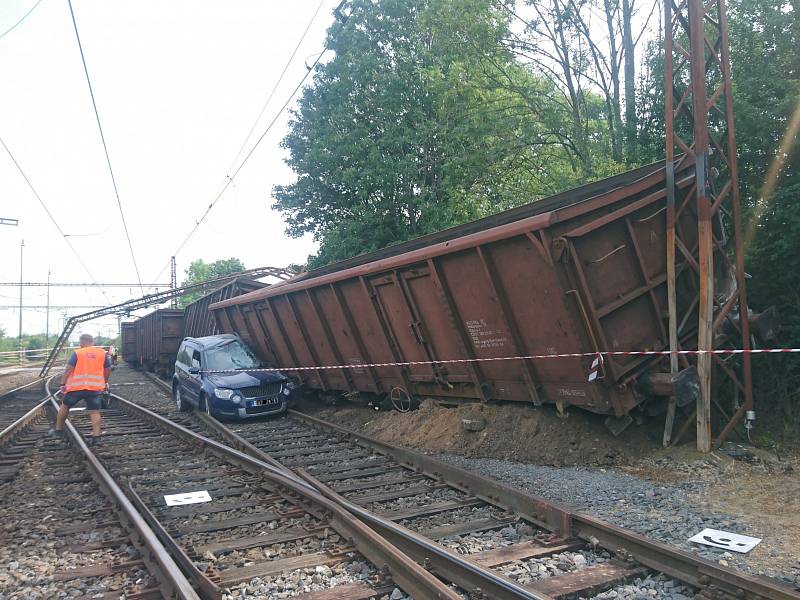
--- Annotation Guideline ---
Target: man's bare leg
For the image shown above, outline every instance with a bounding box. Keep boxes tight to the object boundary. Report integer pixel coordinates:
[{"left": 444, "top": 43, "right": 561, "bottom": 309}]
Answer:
[
  {"left": 88, "top": 410, "right": 102, "bottom": 438},
  {"left": 55, "top": 404, "right": 71, "bottom": 431}
]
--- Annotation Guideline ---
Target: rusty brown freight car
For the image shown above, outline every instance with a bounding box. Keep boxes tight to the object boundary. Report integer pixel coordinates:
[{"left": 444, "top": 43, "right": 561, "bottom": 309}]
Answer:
[
  {"left": 131, "top": 309, "right": 185, "bottom": 377},
  {"left": 210, "top": 162, "right": 723, "bottom": 420},
  {"left": 120, "top": 321, "right": 137, "bottom": 364},
  {"left": 184, "top": 278, "right": 267, "bottom": 339}
]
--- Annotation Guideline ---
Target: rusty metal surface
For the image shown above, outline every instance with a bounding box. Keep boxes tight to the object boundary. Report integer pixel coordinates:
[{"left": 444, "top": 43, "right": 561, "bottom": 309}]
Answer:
[
  {"left": 664, "top": 0, "right": 753, "bottom": 449},
  {"left": 130, "top": 308, "right": 185, "bottom": 376},
  {"left": 211, "top": 163, "right": 702, "bottom": 417},
  {"left": 183, "top": 278, "right": 266, "bottom": 339}
]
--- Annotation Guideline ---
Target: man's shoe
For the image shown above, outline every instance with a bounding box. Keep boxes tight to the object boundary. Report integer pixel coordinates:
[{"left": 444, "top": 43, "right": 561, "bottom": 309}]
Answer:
[
  {"left": 89, "top": 436, "right": 101, "bottom": 446},
  {"left": 47, "top": 428, "right": 65, "bottom": 438}
]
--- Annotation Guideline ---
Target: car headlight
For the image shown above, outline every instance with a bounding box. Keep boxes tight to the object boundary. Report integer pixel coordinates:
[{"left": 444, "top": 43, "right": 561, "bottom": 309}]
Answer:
[
  {"left": 282, "top": 385, "right": 292, "bottom": 396},
  {"left": 214, "top": 388, "right": 234, "bottom": 399}
]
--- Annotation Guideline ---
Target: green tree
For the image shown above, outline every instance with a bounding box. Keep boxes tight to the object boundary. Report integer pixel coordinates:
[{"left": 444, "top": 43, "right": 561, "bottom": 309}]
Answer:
[
  {"left": 273, "top": 0, "right": 597, "bottom": 267},
  {"left": 178, "top": 258, "right": 246, "bottom": 307},
  {"left": 729, "top": 0, "right": 800, "bottom": 434}
]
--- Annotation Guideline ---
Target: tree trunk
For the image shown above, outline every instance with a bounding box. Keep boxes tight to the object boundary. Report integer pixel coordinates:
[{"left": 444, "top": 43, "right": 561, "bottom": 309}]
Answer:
[
  {"left": 622, "top": 0, "right": 637, "bottom": 163},
  {"left": 603, "top": 0, "right": 623, "bottom": 163},
  {"left": 553, "top": 0, "right": 593, "bottom": 176}
]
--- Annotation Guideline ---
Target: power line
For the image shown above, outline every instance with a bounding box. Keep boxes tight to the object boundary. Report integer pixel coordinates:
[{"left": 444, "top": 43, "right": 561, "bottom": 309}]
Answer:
[
  {"left": 226, "top": 0, "right": 328, "bottom": 176},
  {"left": 0, "top": 281, "right": 171, "bottom": 287},
  {"left": 150, "top": 0, "right": 342, "bottom": 284},
  {"left": 66, "top": 0, "right": 143, "bottom": 293},
  {"left": 0, "top": 0, "right": 45, "bottom": 41},
  {"left": 0, "top": 134, "right": 113, "bottom": 304}
]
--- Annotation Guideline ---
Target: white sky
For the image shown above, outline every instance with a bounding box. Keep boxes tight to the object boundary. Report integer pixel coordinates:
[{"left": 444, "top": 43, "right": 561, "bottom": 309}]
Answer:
[{"left": 0, "top": 0, "right": 332, "bottom": 339}]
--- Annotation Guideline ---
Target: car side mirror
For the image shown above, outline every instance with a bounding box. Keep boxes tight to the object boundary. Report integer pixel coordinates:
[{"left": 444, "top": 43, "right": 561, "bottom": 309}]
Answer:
[{"left": 188, "top": 367, "right": 200, "bottom": 375}]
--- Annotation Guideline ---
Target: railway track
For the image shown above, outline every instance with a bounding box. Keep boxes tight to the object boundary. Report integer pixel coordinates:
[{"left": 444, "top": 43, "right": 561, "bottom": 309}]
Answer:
[
  {"left": 56, "top": 378, "right": 460, "bottom": 600},
  {"left": 0, "top": 378, "right": 48, "bottom": 435},
  {"left": 0, "top": 384, "right": 198, "bottom": 599},
  {"left": 122, "top": 365, "right": 800, "bottom": 600}
]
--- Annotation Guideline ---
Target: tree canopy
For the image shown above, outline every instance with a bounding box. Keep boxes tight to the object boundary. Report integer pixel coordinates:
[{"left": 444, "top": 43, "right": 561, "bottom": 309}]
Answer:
[
  {"left": 273, "top": 0, "right": 630, "bottom": 266},
  {"left": 178, "top": 258, "right": 246, "bottom": 307}
]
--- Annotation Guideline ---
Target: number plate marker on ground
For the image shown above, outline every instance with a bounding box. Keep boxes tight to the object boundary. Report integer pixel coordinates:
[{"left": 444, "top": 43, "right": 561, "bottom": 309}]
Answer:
[
  {"left": 688, "top": 528, "right": 761, "bottom": 553},
  {"left": 164, "top": 490, "right": 212, "bottom": 506}
]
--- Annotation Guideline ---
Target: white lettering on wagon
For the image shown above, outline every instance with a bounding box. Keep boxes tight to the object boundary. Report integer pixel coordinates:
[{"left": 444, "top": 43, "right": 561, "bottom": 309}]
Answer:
[
  {"left": 557, "top": 388, "right": 587, "bottom": 397},
  {"left": 465, "top": 319, "right": 508, "bottom": 349}
]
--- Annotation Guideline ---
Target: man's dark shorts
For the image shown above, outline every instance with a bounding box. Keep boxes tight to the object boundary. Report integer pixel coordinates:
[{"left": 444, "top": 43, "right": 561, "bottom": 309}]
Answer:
[{"left": 63, "top": 390, "right": 102, "bottom": 410}]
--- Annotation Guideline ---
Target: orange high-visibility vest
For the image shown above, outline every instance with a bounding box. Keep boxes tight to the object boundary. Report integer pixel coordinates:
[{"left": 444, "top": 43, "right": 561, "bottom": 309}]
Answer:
[{"left": 65, "top": 346, "right": 107, "bottom": 392}]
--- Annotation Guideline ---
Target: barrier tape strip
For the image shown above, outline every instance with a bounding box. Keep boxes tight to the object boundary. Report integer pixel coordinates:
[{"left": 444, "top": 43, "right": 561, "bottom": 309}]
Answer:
[{"left": 197, "top": 347, "right": 800, "bottom": 375}]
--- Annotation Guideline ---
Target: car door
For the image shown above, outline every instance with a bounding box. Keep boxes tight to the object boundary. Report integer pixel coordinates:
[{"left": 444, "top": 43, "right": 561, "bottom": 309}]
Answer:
[
  {"left": 174, "top": 343, "right": 191, "bottom": 398},
  {"left": 184, "top": 348, "right": 203, "bottom": 405}
]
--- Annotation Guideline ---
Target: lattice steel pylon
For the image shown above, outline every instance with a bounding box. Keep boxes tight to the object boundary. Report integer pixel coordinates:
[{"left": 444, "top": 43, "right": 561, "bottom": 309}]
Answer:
[{"left": 663, "top": 0, "right": 752, "bottom": 451}]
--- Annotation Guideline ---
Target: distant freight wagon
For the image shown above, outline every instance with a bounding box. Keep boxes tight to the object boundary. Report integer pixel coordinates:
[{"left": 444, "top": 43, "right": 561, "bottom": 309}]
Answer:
[
  {"left": 132, "top": 309, "right": 185, "bottom": 377},
  {"left": 121, "top": 279, "right": 269, "bottom": 377},
  {"left": 209, "top": 162, "right": 765, "bottom": 425},
  {"left": 183, "top": 278, "right": 266, "bottom": 339}
]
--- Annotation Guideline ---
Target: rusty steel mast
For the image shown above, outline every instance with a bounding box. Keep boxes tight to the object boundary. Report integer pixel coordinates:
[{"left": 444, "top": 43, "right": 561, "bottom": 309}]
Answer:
[{"left": 663, "top": 0, "right": 753, "bottom": 451}]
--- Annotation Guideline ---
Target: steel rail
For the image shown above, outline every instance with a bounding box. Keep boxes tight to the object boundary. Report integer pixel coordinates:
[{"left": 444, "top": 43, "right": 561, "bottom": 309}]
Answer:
[
  {"left": 0, "top": 376, "right": 44, "bottom": 399},
  {"left": 141, "top": 374, "right": 551, "bottom": 599},
  {"left": 141, "top": 373, "right": 800, "bottom": 599},
  {"left": 42, "top": 379, "right": 200, "bottom": 599},
  {"left": 0, "top": 398, "right": 49, "bottom": 447},
  {"left": 288, "top": 409, "right": 800, "bottom": 600},
  {"left": 102, "top": 390, "right": 461, "bottom": 600}
]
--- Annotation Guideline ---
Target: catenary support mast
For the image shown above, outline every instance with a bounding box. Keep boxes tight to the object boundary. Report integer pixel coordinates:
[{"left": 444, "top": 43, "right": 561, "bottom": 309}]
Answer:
[{"left": 663, "top": 0, "right": 753, "bottom": 451}]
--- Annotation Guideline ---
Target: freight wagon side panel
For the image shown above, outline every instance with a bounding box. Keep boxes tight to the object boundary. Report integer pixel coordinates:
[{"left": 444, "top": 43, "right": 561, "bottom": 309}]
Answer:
[
  {"left": 157, "top": 311, "right": 184, "bottom": 374},
  {"left": 210, "top": 163, "right": 706, "bottom": 417},
  {"left": 335, "top": 278, "right": 406, "bottom": 394},
  {"left": 121, "top": 322, "right": 137, "bottom": 363},
  {"left": 306, "top": 285, "right": 380, "bottom": 393},
  {"left": 184, "top": 279, "right": 266, "bottom": 339}
]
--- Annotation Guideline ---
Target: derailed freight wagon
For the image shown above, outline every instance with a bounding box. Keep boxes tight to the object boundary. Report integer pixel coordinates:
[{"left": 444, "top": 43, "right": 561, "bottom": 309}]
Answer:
[
  {"left": 209, "top": 162, "right": 754, "bottom": 421},
  {"left": 183, "top": 278, "right": 266, "bottom": 338},
  {"left": 128, "top": 308, "right": 185, "bottom": 377}
]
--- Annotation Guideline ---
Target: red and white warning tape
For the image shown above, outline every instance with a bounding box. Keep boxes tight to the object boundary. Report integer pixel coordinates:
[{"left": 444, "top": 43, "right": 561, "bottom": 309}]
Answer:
[{"left": 199, "top": 347, "right": 800, "bottom": 375}]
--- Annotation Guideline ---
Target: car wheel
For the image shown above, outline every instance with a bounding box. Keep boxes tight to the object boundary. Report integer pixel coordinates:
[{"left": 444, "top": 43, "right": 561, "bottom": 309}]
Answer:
[{"left": 175, "top": 386, "right": 189, "bottom": 412}]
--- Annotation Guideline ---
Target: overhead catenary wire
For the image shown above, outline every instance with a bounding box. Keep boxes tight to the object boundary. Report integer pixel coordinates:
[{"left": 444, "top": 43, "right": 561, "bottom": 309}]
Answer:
[
  {"left": 0, "top": 0, "right": 45, "bottom": 41},
  {"left": 66, "top": 0, "right": 144, "bottom": 293},
  {"left": 149, "top": 0, "right": 345, "bottom": 285},
  {"left": 0, "top": 134, "right": 113, "bottom": 304}
]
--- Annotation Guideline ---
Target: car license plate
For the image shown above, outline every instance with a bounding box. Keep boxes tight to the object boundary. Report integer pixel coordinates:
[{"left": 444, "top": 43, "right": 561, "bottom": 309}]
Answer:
[{"left": 254, "top": 397, "right": 280, "bottom": 407}]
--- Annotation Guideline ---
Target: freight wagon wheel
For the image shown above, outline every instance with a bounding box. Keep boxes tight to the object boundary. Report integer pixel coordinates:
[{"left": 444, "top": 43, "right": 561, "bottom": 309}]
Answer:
[{"left": 389, "top": 387, "right": 413, "bottom": 413}]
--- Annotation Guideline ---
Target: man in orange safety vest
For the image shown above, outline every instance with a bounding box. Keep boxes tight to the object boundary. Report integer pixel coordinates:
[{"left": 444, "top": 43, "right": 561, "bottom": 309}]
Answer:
[{"left": 48, "top": 333, "right": 111, "bottom": 445}]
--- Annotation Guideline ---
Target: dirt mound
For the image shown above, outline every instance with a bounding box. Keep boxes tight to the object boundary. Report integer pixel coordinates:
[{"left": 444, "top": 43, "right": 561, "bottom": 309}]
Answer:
[{"left": 304, "top": 399, "right": 657, "bottom": 466}]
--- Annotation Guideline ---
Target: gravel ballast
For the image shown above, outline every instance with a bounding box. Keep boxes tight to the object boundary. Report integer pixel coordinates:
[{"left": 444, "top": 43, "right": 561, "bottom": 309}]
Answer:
[{"left": 436, "top": 453, "right": 800, "bottom": 588}]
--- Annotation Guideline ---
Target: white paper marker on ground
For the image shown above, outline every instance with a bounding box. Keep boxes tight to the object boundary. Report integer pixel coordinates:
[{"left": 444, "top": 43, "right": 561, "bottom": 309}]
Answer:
[
  {"left": 164, "top": 490, "right": 212, "bottom": 506},
  {"left": 688, "top": 528, "right": 761, "bottom": 553}
]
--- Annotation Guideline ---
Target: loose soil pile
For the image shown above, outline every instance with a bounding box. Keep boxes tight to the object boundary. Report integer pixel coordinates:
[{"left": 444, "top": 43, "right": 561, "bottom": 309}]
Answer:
[{"left": 302, "top": 398, "right": 657, "bottom": 466}]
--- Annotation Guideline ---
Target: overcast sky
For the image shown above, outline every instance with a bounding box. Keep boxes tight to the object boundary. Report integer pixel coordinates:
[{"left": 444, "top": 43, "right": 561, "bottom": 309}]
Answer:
[{"left": 0, "top": 0, "right": 332, "bottom": 339}]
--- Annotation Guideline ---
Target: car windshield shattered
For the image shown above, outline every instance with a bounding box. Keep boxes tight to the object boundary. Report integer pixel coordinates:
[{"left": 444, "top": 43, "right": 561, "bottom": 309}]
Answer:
[{"left": 205, "top": 341, "right": 262, "bottom": 371}]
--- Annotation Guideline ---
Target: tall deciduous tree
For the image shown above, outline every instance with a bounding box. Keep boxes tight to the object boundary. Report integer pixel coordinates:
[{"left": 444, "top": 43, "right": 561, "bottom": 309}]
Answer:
[{"left": 273, "top": 0, "right": 598, "bottom": 266}]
